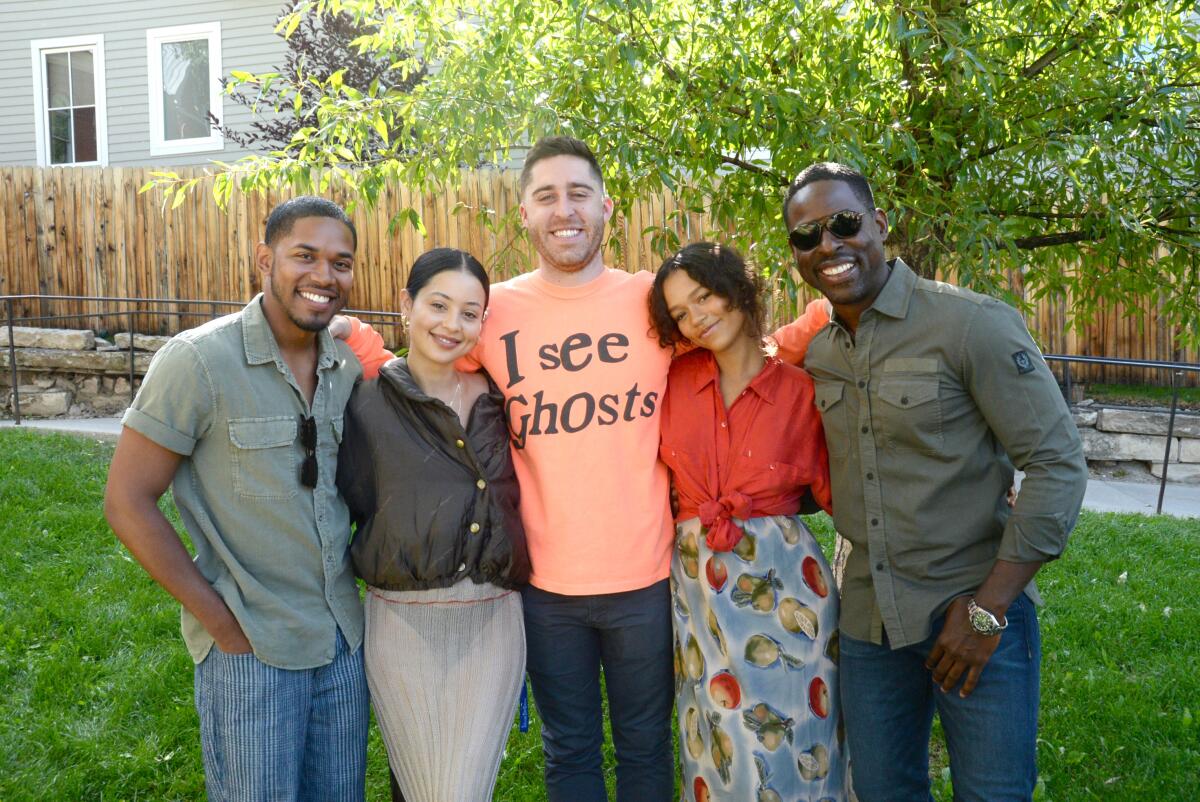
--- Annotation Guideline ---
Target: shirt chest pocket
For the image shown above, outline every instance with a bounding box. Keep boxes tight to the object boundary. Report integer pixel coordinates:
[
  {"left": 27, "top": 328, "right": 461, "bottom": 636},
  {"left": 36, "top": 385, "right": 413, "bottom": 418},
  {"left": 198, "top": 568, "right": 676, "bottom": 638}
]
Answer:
[
  {"left": 875, "top": 374, "right": 943, "bottom": 453},
  {"left": 228, "top": 416, "right": 298, "bottom": 500},
  {"left": 813, "top": 380, "right": 849, "bottom": 457}
]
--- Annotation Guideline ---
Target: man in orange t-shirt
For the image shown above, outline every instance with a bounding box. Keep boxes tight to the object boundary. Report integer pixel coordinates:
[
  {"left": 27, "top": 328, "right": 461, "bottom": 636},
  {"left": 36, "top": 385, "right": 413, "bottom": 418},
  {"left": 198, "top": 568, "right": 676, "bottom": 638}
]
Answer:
[{"left": 488, "top": 137, "right": 675, "bottom": 801}]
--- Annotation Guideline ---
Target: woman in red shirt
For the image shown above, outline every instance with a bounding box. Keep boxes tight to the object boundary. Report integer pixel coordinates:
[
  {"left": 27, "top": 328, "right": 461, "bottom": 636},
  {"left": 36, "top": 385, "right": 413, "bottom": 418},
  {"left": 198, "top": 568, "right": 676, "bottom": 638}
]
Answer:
[{"left": 650, "top": 243, "right": 848, "bottom": 801}]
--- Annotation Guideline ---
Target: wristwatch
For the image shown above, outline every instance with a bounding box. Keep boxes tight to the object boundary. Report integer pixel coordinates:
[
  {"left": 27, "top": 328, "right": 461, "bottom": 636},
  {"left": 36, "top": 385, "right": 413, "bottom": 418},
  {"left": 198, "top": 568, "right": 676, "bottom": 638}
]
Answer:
[{"left": 967, "top": 598, "right": 1008, "bottom": 637}]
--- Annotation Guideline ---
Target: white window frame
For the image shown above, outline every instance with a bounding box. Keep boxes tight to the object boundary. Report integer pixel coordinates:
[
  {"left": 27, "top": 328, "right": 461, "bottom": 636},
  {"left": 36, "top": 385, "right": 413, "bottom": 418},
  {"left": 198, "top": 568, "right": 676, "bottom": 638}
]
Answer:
[
  {"left": 30, "top": 35, "right": 109, "bottom": 167},
  {"left": 146, "top": 22, "right": 223, "bottom": 157}
]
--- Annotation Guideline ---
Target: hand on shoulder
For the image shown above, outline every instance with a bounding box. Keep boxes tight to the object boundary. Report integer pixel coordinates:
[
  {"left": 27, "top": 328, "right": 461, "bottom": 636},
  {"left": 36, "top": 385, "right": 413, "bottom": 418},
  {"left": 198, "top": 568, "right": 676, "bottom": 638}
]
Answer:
[{"left": 328, "top": 315, "right": 351, "bottom": 340}]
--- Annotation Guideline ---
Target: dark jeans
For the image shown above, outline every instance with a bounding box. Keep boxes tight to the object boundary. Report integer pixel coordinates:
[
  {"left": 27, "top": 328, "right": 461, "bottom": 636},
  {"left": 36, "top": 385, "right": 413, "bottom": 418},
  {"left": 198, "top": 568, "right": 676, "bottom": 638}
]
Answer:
[
  {"left": 840, "top": 592, "right": 1042, "bottom": 802},
  {"left": 523, "top": 579, "right": 675, "bottom": 802}
]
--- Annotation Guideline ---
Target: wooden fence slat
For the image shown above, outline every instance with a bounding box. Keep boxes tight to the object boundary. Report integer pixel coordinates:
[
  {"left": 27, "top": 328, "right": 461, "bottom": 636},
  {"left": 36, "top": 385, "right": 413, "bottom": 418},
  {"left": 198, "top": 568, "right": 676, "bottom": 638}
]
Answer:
[{"left": 0, "top": 169, "right": 13, "bottom": 298}]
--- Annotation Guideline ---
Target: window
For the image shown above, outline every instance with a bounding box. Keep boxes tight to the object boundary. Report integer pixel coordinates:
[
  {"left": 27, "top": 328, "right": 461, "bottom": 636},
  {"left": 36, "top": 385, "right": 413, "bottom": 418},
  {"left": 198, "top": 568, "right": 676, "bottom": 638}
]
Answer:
[
  {"left": 30, "top": 35, "right": 108, "bottom": 166},
  {"left": 147, "top": 22, "right": 223, "bottom": 156}
]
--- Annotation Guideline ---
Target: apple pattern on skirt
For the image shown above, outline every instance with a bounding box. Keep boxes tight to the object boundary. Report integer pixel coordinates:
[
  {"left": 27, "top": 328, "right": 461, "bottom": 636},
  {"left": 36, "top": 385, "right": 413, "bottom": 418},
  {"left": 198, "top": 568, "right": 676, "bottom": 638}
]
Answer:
[{"left": 671, "top": 514, "right": 849, "bottom": 801}]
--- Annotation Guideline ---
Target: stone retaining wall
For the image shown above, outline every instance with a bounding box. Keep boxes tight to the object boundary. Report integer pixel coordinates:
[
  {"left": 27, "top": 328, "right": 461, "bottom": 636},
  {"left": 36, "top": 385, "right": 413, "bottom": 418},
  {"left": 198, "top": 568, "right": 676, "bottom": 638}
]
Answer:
[
  {"left": 1, "top": 326, "right": 156, "bottom": 417},
  {"left": 1074, "top": 403, "right": 1200, "bottom": 483},
  {"left": 4, "top": 325, "right": 1199, "bottom": 482}
]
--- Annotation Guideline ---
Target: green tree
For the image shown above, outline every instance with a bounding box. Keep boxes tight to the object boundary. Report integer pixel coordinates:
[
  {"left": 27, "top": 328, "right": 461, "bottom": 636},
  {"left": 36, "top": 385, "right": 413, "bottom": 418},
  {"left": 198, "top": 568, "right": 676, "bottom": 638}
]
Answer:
[{"left": 188, "top": 0, "right": 1200, "bottom": 340}]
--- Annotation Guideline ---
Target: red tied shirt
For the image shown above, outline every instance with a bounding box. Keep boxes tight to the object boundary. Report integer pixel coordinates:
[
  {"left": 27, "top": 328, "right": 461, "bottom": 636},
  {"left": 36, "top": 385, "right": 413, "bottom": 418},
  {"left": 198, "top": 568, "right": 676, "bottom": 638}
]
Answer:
[{"left": 659, "top": 349, "right": 833, "bottom": 551}]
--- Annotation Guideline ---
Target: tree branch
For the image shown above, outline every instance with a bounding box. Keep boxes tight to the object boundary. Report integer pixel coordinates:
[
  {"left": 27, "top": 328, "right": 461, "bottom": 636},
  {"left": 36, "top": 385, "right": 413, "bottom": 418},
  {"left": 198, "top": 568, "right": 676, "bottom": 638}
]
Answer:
[
  {"left": 1020, "top": 0, "right": 1149, "bottom": 80},
  {"left": 1150, "top": 224, "right": 1200, "bottom": 237},
  {"left": 716, "top": 152, "right": 787, "bottom": 184},
  {"left": 989, "top": 209, "right": 1093, "bottom": 220},
  {"left": 1007, "top": 219, "right": 1198, "bottom": 250},
  {"left": 1013, "top": 230, "right": 1097, "bottom": 248},
  {"left": 1021, "top": 1, "right": 1088, "bottom": 79}
]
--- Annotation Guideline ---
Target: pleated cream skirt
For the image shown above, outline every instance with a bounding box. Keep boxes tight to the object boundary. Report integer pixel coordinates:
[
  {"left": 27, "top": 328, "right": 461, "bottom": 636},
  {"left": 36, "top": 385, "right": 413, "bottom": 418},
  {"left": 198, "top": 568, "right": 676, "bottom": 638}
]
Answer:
[{"left": 364, "top": 579, "right": 525, "bottom": 802}]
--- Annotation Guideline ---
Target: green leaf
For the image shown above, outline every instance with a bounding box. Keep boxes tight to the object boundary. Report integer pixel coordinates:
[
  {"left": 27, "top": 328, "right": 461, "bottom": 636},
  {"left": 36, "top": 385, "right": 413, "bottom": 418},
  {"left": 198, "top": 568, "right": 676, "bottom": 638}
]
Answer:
[{"left": 283, "top": 12, "right": 302, "bottom": 39}]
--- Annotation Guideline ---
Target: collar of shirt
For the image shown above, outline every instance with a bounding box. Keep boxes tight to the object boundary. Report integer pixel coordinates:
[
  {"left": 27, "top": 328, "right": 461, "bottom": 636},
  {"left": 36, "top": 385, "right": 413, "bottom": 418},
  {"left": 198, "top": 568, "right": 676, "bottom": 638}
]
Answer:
[
  {"left": 829, "top": 258, "right": 917, "bottom": 335},
  {"left": 379, "top": 356, "right": 504, "bottom": 409}
]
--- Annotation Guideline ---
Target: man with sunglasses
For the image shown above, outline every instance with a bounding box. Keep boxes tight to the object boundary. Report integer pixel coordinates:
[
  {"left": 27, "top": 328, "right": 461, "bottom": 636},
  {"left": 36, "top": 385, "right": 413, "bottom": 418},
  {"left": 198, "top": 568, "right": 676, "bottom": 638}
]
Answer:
[
  {"left": 104, "top": 197, "right": 369, "bottom": 802},
  {"left": 783, "top": 162, "right": 1087, "bottom": 801}
]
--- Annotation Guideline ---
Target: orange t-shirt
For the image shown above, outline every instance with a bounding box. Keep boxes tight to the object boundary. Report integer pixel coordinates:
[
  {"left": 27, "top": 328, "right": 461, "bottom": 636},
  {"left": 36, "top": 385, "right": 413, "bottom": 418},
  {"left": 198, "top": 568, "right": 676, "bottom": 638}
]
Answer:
[{"left": 349, "top": 268, "right": 674, "bottom": 595}]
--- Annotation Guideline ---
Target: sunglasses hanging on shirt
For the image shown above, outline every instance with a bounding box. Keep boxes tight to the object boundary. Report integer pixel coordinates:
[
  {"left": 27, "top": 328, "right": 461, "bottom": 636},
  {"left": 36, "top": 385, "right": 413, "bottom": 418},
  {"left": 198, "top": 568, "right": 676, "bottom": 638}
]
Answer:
[{"left": 299, "top": 415, "right": 318, "bottom": 489}]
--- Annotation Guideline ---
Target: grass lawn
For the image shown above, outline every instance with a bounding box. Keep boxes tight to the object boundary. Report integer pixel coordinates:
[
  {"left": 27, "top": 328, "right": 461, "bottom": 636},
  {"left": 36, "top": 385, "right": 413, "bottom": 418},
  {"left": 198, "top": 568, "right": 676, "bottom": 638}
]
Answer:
[
  {"left": 2, "top": 429, "right": 1197, "bottom": 801},
  {"left": 1084, "top": 383, "right": 1200, "bottom": 411}
]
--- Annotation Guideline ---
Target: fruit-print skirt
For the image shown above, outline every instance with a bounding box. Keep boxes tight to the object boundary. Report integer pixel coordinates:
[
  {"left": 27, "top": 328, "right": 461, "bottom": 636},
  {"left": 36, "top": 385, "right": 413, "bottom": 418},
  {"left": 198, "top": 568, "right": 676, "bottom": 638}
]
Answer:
[{"left": 672, "top": 513, "right": 849, "bottom": 802}]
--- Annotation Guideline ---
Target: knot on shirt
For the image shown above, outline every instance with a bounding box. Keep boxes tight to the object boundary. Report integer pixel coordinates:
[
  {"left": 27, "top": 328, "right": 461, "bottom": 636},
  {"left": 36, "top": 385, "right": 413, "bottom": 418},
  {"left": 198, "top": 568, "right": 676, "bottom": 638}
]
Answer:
[{"left": 698, "top": 492, "right": 753, "bottom": 551}]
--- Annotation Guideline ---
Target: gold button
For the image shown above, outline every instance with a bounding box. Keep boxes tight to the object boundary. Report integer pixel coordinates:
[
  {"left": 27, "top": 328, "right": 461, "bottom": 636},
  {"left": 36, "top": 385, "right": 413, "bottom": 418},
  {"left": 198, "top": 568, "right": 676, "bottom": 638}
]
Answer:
[
  {"left": 455, "top": 438, "right": 465, "bottom": 448},
  {"left": 469, "top": 522, "right": 481, "bottom": 534},
  {"left": 476, "top": 479, "right": 487, "bottom": 490}
]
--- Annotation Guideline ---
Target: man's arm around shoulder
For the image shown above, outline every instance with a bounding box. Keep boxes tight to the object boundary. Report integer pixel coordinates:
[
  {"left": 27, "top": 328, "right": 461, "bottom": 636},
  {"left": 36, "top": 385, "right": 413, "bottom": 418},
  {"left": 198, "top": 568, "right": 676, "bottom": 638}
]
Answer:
[
  {"left": 104, "top": 427, "right": 251, "bottom": 654},
  {"left": 772, "top": 298, "right": 831, "bottom": 366}
]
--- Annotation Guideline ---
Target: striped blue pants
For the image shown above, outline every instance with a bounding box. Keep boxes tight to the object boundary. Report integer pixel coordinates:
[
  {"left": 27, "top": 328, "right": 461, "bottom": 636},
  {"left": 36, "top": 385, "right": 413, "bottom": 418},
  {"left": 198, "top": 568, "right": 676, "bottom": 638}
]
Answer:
[{"left": 194, "top": 629, "right": 369, "bottom": 802}]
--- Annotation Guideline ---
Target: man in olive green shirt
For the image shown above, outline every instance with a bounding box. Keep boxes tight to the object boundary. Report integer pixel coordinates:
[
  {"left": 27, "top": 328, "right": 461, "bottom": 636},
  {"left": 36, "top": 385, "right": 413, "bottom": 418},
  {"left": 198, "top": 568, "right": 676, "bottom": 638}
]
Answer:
[
  {"left": 784, "top": 163, "right": 1087, "bottom": 802},
  {"left": 104, "top": 197, "right": 368, "bottom": 802}
]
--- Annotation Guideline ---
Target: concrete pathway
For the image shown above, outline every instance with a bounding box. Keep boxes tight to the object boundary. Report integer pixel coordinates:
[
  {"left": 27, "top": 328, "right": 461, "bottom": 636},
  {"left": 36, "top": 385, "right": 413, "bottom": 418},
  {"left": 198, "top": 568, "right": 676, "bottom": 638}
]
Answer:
[
  {"left": 4, "top": 416, "right": 1200, "bottom": 518},
  {"left": 1, "top": 416, "right": 123, "bottom": 441},
  {"left": 1082, "top": 477, "right": 1200, "bottom": 519}
]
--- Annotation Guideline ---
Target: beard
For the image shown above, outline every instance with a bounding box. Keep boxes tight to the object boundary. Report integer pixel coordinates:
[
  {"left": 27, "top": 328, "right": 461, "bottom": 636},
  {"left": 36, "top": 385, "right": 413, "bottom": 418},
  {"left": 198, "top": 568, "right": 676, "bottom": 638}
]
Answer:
[
  {"left": 528, "top": 222, "right": 606, "bottom": 274},
  {"left": 268, "top": 271, "right": 341, "bottom": 332}
]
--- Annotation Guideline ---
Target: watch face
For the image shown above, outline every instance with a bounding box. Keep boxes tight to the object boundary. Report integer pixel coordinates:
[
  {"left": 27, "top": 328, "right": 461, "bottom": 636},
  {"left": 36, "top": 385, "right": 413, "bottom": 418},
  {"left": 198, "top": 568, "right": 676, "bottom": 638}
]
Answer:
[{"left": 970, "top": 606, "right": 1000, "bottom": 635}]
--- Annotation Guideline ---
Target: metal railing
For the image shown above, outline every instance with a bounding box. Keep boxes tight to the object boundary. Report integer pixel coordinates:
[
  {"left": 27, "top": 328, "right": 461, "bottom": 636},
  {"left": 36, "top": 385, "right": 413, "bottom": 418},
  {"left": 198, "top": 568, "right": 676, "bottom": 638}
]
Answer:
[
  {"left": 3, "top": 294, "right": 403, "bottom": 425},
  {"left": 1045, "top": 354, "right": 1200, "bottom": 514}
]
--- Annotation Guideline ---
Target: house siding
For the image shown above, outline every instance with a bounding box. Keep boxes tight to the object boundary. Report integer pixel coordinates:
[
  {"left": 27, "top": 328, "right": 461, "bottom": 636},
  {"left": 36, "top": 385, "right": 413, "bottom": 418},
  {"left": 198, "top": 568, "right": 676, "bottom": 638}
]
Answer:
[{"left": 0, "top": 0, "right": 287, "bottom": 167}]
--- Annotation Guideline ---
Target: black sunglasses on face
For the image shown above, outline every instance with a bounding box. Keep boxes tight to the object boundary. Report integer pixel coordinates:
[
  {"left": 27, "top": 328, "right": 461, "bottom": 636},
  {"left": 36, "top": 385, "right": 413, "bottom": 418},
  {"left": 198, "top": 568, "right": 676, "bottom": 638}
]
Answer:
[
  {"left": 299, "top": 415, "right": 318, "bottom": 489},
  {"left": 788, "top": 209, "right": 865, "bottom": 251}
]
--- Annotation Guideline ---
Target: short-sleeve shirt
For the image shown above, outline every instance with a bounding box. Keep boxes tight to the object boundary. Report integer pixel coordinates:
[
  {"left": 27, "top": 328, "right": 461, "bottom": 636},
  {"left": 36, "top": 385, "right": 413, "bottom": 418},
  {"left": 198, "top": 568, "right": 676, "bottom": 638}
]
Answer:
[
  {"left": 122, "top": 295, "right": 364, "bottom": 668},
  {"left": 804, "top": 260, "right": 1087, "bottom": 648}
]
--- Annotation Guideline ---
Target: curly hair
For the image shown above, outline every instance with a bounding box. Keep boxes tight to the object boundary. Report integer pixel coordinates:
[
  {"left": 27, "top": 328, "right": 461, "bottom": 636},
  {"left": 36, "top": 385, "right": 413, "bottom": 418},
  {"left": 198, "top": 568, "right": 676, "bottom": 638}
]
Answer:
[{"left": 648, "top": 241, "right": 764, "bottom": 348}]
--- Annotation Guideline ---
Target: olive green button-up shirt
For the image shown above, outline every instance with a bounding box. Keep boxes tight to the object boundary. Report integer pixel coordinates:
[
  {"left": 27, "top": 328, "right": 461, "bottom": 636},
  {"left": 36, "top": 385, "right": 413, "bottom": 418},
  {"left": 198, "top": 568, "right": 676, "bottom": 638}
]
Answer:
[
  {"left": 122, "top": 296, "right": 364, "bottom": 668},
  {"left": 804, "top": 260, "right": 1087, "bottom": 648}
]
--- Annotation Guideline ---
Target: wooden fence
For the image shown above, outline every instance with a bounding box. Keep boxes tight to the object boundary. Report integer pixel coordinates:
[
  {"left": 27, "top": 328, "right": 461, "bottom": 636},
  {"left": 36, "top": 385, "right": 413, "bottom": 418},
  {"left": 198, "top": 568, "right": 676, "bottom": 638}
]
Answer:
[{"left": 1, "top": 166, "right": 1194, "bottom": 386}]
